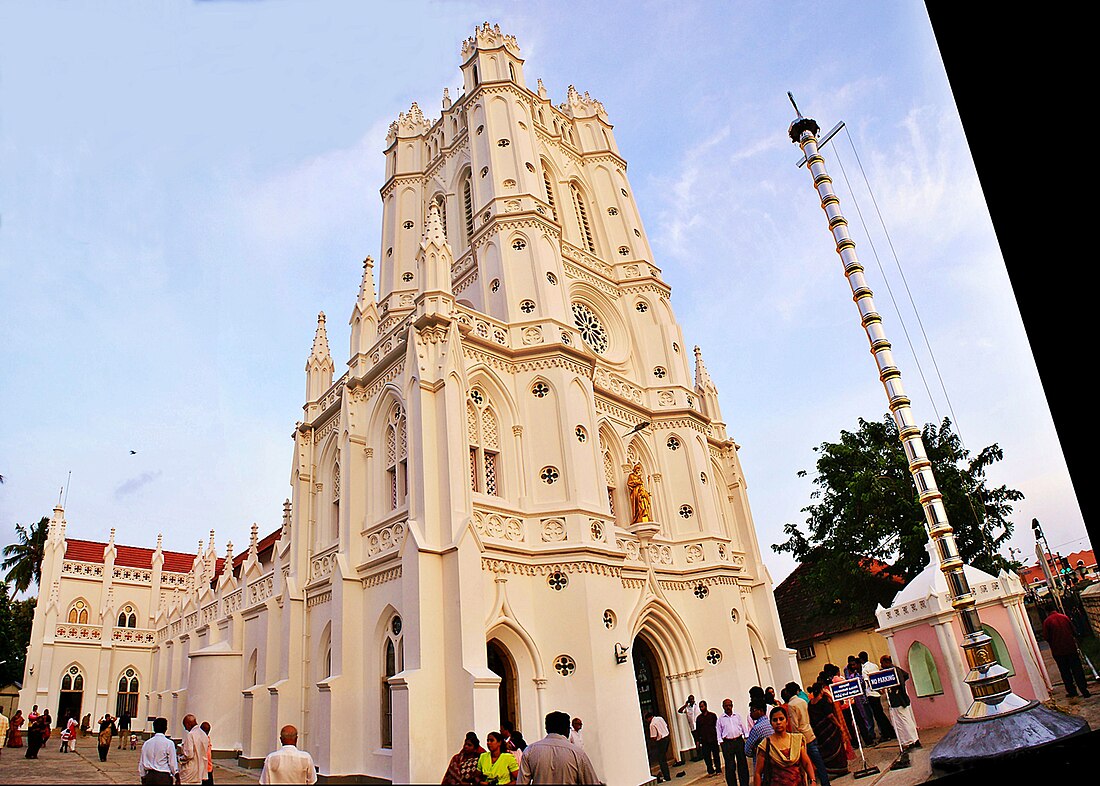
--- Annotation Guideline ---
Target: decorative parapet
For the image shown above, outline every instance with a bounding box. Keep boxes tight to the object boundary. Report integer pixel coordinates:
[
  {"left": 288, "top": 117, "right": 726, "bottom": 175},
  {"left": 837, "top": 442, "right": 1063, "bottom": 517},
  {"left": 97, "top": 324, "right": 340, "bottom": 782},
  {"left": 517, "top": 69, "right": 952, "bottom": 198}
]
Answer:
[
  {"left": 473, "top": 508, "right": 524, "bottom": 542},
  {"left": 62, "top": 560, "right": 104, "bottom": 579},
  {"left": 593, "top": 367, "right": 643, "bottom": 405},
  {"left": 161, "top": 572, "right": 189, "bottom": 588},
  {"left": 365, "top": 520, "right": 406, "bottom": 558},
  {"left": 113, "top": 565, "right": 153, "bottom": 583},
  {"left": 454, "top": 304, "right": 509, "bottom": 347},
  {"left": 310, "top": 544, "right": 340, "bottom": 582},
  {"left": 460, "top": 22, "right": 520, "bottom": 59},
  {"left": 54, "top": 623, "right": 102, "bottom": 642},
  {"left": 224, "top": 589, "right": 243, "bottom": 615},
  {"left": 247, "top": 574, "right": 275, "bottom": 607},
  {"left": 386, "top": 101, "right": 432, "bottom": 144},
  {"left": 112, "top": 628, "right": 156, "bottom": 646}
]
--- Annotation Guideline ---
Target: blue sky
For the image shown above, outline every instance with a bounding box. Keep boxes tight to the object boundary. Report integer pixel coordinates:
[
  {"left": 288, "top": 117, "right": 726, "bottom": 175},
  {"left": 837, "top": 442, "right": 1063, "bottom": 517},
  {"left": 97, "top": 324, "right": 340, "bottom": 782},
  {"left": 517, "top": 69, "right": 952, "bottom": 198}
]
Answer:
[{"left": 0, "top": 1, "right": 1086, "bottom": 585}]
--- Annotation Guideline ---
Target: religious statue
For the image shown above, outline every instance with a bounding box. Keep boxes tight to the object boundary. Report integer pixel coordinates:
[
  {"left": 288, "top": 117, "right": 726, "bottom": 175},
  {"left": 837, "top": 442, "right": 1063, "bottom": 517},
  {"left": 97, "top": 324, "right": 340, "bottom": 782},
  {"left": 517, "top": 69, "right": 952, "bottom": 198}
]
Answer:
[{"left": 627, "top": 463, "right": 652, "bottom": 524}]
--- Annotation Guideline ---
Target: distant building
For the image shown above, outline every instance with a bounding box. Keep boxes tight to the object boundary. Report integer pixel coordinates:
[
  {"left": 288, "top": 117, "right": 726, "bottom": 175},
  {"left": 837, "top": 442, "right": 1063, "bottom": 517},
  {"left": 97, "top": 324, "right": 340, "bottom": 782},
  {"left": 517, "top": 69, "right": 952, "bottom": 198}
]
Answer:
[
  {"left": 1017, "top": 549, "right": 1096, "bottom": 590},
  {"left": 774, "top": 554, "right": 903, "bottom": 687}
]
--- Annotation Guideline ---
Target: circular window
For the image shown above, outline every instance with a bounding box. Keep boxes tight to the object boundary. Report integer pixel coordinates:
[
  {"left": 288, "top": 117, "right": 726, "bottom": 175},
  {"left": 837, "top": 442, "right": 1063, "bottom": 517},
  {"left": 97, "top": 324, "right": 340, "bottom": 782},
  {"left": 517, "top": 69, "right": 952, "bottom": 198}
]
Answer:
[
  {"left": 402, "top": 272, "right": 414, "bottom": 282},
  {"left": 497, "top": 139, "right": 510, "bottom": 147},
  {"left": 636, "top": 302, "right": 649, "bottom": 313},
  {"left": 480, "top": 167, "right": 489, "bottom": 178},
  {"left": 483, "top": 211, "right": 491, "bottom": 223},
  {"left": 607, "top": 207, "right": 618, "bottom": 216},
  {"left": 621, "top": 188, "right": 629, "bottom": 197},
  {"left": 392, "top": 616, "right": 402, "bottom": 635},
  {"left": 575, "top": 426, "right": 587, "bottom": 442},
  {"left": 403, "top": 220, "right": 414, "bottom": 229},
  {"left": 653, "top": 366, "right": 666, "bottom": 378},
  {"left": 520, "top": 300, "right": 536, "bottom": 314},
  {"left": 618, "top": 246, "right": 630, "bottom": 256},
  {"left": 679, "top": 505, "right": 694, "bottom": 518},
  {"left": 730, "top": 608, "right": 739, "bottom": 623},
  {"left": 667, "top": 436, "right": 681, "bottom": 450},
  {"left": 512, "top": 239, "right": 527, "bottom": 251},
  {"left": 694, "top": 584, "right": 709, "bottom": 599},
  {"left": 571, "top": 303, "right": 608, "bottom": 354},
  {"left": 540, "top": 466, "right": 560, "bottom": 484},
  {"left": 700, "top": 472, "right": 707, "bottom": 485},
  {"left": 476, "top": 125, "right": 484, "bottom": 135},
  {"left": 532, "top": 381, "right": 550, "bottom": 398},
  {"left": 491, "top": 279, "right": 500, "bottom": 292},
  {"left": 706, "top": 648, "right": 722, "bottom": 665},
  {"left": 603, "top": 610, "right": 616, "bottom": 630},
  {"left": 560, "top": 332, "right": 571, "bottom": 345},
  {"left": 553, "top": 654, "right": 577, "bottom": 676},
  {"left": 546, "top": 272, "right": 557, "bottom": 285},
  {"left": 548, "top": 571, "right": 568, "bottom": 591},
  {"left": 526, "top": 162, "right": 536, "bottom": 172},
  {"left": 386, "top": 247, "right": 393, "bottom": 257},
  {"left": 470, "top": 389, "right": 484, "bottom": 405}
]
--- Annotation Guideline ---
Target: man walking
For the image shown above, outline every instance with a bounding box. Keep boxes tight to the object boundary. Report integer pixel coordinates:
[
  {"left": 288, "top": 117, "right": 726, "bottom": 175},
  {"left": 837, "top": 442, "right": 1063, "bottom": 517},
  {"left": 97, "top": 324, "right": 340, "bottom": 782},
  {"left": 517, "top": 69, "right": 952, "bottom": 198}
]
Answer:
[
  {"left": 138, "top": 717, "right": 179, "bottom": 785},
  {"left": 645, "top": 711, "right": 672, "bottom": 783},
  {"left": 1042, "top": 607, "right": 1092, "bottom": 698},
  {"left": 878, "top": 655, "right": 920, "bottom": 750},
  {"left": 695, "top": 700, "right": 720, "bottom": 776},
  {"left": 716, "top": 698, "right": 749, "bottom": 786},
  {"left": 568, "top": 716, "right": 584, "bottom": 749},
  {"left": 118, "top": 710, "right": 132, "bottom": 750},
  {"left": 259, "top": 725, "right": 317, "bottom": 784},
  {"left": 179, "top": 714, "right": 212, "bottom": 784},
  {"left": 516, "top": 711, "right": 601, "bottom": 784},
  {"left": 677, "top": 694, "right": 701, "bottom": 762}
]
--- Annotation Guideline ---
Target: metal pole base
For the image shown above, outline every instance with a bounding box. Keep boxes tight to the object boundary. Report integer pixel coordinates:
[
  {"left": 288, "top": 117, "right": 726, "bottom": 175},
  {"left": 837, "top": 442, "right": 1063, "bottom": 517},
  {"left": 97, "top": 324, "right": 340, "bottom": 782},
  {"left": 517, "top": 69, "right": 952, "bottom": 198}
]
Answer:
[
  {"left": 930, "top": 701, "right": 1090, "bottom": 773},
  {"left": 852, "top": 765, "right": 880, "bottom": 779}
]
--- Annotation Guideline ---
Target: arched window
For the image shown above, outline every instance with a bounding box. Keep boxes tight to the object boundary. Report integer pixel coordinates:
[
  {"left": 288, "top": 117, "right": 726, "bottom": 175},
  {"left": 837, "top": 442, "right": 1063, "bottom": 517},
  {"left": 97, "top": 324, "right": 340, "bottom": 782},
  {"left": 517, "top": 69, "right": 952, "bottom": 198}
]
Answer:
[
  {"left": 467, "top": 392, "right": 502, "bottom": 496},
  {"left": 570, "top": 182, "right": 595, "bottom": 253},
  {"left": 907, "top": 641, "right": 943, "bottom": 697},
  {"left": 381, "top": 618, "right": 403, "bottom": 749},
  {"left": 330, "top": 462, "right": 341, "bottom": 543},
  {"left": 599, "top": 431, "right": 619, "bottom": 521},
  {"left": 508, "top": 62, "right": 516, "bottom": 82},
  {"left": 115, "top": 668, "right": 139, "bottom": 718},
  {"left": 117, "top": 604, "right": 137, "bottom": 629},
  {"left": 68, "top": 600, "right": 89, "bottom": 625},
  {"left": 462, "top": 171, "right": 474, "bottom": 243},
  {"left": 385, "top": 404, "right": 408, "bottom": 510},
  {"left": 58, "top": 664, "right": 85, "bottom": 722},
  {"left": 542, "top": 162, "right": 557, "bottom": 220},
  {"left": 982, "top": 624, "right": 1015, "bottom": 677}
]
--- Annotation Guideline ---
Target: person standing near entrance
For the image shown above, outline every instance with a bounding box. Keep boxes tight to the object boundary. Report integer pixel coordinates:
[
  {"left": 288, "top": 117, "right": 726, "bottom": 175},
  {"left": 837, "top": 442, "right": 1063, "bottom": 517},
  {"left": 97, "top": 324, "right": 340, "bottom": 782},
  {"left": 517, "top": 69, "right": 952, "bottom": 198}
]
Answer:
[
  {"left": 677, "top": 694, "right": 701, "bottom": 762},
  {"left": 717, "top": 698, "right": 749, "bottom": 786},
  {"left": 118, "top": 711, "right": 132, "bottom": 750},
  {"left": 695, "top": 700, "right": 721, "bottom": 776},
  {"left": 644, "top": 711, "right": 672, "bottom": 783}
]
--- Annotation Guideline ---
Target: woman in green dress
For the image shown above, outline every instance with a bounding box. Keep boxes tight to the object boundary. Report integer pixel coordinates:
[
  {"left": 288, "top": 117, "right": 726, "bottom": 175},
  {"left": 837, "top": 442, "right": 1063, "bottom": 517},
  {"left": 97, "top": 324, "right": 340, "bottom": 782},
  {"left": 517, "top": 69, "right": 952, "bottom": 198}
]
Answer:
[{"left": 476, "top": 731, "right": 518, "bottom": 786}]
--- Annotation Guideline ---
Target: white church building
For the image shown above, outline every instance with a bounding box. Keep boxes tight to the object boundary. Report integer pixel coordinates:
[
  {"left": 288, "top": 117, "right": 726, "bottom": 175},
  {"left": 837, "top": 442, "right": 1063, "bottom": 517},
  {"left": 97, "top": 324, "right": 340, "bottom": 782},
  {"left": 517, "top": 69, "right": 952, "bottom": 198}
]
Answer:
[{"left": 20, "top": 23, "right": 797, "bottom": 784}]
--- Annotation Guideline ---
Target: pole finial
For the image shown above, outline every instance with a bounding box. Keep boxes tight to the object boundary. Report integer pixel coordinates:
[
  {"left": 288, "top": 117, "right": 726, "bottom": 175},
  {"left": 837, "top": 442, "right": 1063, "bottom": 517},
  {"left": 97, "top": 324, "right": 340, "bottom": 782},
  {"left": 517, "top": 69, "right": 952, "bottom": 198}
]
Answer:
[{"left": 787, "top": 91, "right": 802, "bottom": 118}]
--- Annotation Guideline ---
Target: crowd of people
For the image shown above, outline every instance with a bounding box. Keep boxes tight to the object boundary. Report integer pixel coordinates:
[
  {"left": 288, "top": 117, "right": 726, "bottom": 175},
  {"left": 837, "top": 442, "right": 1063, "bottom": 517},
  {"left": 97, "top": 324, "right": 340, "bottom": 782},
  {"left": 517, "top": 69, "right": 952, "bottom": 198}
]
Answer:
[{"left": 672, "top": 654, "right": 919, "bottom": 786}]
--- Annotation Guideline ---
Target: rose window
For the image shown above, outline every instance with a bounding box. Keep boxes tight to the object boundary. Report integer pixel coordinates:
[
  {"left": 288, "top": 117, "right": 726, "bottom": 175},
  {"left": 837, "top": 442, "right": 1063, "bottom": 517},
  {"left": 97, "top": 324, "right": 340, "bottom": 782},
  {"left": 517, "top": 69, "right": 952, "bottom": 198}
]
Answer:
[
  {"left": 403, "top": 220, "right": 414, "bottom": 229},
  {"left": 512, "top": 239, "right": 527, "bottom": 251},
  {"left": 666, "top": 436, "right": 680, "bottom": 450},
  {"left": 497, "top": 139, "right": 510, "bottom": 147},
  {"left": 548, "top": 571, "right": 569, "bottom": 591},
  {"left": 607, "top": 207, "right": 618, "bottom": 215},
  {"left": 679, "top": 505, "right": 694, "bottom": 518},
  {"left": 560, "top": 332, "right": 571, "bottom": 345},
  {"left": 470, "top": 389, "right": 484, "bottom": 405},
  {"left": 540, "top": 466, "right": 560, "bottom": 484},
  {"left": 618, "top": 246, "right": 630, "bottom": 256},
  {"left": 653, "top": 367, "right": 666, "bottom": 378},
  {"left": 531, "top": 382, "right": 550, "bottom": 398},
  {"left": 402, "top": 272, "right": 414, "bottom": 282},
  {"left": 571, "top": 303, "right": 608, "bottom": 353},
  {"left": 603, "top": 610, "right": 616, "bottom": 629},
  {"left": 706, "top": 648, "right": 722, "bottom": 665},
  {"left": 636, "top": 302, "right": 648, "bottom": 313},
  {"left": 520, "top": 300, "right": 536, "bottom": 313},
  {"left": 694, "top": 583, "right": 709, "bottom": 599},
  {"left": 491, "top": 279, "right": 500, "bottom": 292},
  {"left": 575, "top": 426, "right": 587, "bottom": 442},
  {"left": 554, "top": 655, "right": 577, "bottom": 677}
]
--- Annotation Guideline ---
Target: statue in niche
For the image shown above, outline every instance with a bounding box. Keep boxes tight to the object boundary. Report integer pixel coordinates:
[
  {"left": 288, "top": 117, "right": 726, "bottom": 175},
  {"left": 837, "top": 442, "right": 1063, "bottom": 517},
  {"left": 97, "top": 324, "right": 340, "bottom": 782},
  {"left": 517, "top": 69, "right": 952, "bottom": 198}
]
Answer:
[{"left": 627, "top": 463, "right": 653, "bottom": 524}]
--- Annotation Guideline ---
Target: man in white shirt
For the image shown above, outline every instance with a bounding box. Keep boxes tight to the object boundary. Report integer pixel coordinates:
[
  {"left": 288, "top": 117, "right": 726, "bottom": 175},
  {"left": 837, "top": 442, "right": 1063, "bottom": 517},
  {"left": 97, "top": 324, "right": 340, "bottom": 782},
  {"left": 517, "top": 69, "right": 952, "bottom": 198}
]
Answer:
[
  {"left": 716, "top": 699, "right": 749, "bottom": 786},
  {"left": 859, "top": 651, "right": 895, "bottom": 743},
  {"left": 517, "top": 711, "right": 601, "bottom": 785},
  {"left": 677, "top": 694, "right": 701, "bottom": 761},
  {"left": 568, "top": 716, "right": 584, "bottom": 749},
  {"left": 644, "top": 711, "right": 672, "bottom": 783},
  {"left": 138, "top": 717, "right": 179, "bottom": 786},
  {"left": 260, "top": 725, "right": 318, "bottom": 785},
  {"left": 179, "top": 714, "right": 211, "bottom": 784}
]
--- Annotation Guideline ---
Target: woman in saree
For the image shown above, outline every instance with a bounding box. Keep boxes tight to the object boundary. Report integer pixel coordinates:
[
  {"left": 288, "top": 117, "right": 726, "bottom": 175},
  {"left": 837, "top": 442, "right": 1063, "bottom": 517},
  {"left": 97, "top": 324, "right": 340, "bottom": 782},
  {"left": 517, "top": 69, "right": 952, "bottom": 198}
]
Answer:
[
  {"left": 442, "top": 731, "right": 485, "bottom": 785},
  {"left": 808, "top": 681, "right": 849, "bottom": 777},
  {"left": 6, "top": 710, "right": 24, "bottom": 747},
  {"left": 821, "top": 665, "right": 855, "bottom": 760},
  {"left": 753, "top": 706, "right": 816, "bottom": 786}
]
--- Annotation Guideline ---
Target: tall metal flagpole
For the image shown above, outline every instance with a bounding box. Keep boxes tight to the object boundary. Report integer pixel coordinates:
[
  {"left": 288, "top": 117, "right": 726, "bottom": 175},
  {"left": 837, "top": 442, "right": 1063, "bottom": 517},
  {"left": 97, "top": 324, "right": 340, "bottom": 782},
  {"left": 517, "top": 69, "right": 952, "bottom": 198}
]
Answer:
[{"left": 786, "top": 95, "right": 1088, "bottom": 771}]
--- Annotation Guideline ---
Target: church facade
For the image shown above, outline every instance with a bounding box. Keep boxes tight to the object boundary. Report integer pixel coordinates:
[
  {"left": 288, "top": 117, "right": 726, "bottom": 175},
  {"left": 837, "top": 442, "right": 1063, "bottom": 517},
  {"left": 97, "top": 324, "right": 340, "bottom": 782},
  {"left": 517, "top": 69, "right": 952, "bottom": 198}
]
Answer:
[{"left": 20, "top": 24, "right": 796, "bottom": 784}]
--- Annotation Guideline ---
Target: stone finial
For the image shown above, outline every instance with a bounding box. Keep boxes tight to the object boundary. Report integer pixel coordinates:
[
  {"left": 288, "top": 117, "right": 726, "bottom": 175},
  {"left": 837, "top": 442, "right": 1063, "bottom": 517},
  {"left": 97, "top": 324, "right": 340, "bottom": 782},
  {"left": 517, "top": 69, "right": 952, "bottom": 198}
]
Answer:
[
  {"left": 310, "top": 312, "right": 331, "bottom": 362},
  {"left": 442, "top": 86, "right": 451, "bottom": 110},
  {"left": 108, "top": 527, "right": 116, "bottom": 544},
  {"left": 460, "top": 21, "right": 521, "bottom": 59},
  {"left": 537, "top": 78, "right": 547, "bottom": 99},
  {"left": 422, "top": 201, "right": 448, "bottom": 248},
  {"left": 282, "top": 499, "right": 292, "bottom": 534},
  {"left": 155, "top": 533, "right": 163, "bottom": 550}
]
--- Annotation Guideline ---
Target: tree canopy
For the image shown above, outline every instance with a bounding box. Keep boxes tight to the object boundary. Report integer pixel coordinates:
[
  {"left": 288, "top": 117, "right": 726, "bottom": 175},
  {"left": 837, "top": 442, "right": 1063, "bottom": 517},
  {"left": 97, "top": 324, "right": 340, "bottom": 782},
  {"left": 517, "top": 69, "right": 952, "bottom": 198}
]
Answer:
[
  {"left": 2, "top": 515, "right": 49, "bottom": 594},
  {"left": 775, "top": 416, "right": 1021, "bottom": 592},
  {"left": 0, "top": 582, "right": 35, "bottom": 685}
]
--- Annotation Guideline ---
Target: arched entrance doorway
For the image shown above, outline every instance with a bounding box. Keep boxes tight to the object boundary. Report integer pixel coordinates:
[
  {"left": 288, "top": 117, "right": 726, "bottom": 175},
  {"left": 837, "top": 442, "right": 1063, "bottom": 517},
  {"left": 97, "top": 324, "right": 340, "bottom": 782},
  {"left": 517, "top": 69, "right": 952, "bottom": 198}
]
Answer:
[
  {"left": 58, "top": 665, "right": 84, "bottom": 725},
  {"left": 633, "top": 636, "right": 672, "bottom": 775},
  {"left": 487, "top": 639, "right": 518, "bottom": 728}
]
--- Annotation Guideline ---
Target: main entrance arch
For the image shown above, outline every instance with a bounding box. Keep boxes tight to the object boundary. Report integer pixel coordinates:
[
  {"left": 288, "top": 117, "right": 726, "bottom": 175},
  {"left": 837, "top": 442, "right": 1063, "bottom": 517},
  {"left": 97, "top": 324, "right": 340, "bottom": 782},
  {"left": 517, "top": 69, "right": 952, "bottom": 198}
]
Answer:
[
  {"left": 487, "top": 639, "right": 518, "bottom": 729},
  {"left": 633, "top": 635, "right": 674, "bottom": 777}
]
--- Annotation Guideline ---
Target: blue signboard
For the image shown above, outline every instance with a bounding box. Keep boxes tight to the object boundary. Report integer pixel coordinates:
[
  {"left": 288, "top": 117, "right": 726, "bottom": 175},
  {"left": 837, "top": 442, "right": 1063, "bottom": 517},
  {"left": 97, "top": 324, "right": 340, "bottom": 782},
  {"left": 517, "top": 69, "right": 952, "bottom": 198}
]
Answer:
[
  {"left": 868, "top": 668, "right": 900, "bottom": 691},
  {"left": 829, "top": 676, "right": 863, "bottom": 701}
]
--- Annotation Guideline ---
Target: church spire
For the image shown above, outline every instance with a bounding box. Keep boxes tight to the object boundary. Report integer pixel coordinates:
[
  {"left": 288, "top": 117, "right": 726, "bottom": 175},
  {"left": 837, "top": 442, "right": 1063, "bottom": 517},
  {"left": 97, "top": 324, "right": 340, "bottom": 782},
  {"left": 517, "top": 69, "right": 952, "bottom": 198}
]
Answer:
[
  {"left": 694, "top": 345, "right": 727, "bottom": 436},
  {"left": 350, "top": 257, "right": 380, "bottom": 372},
  {"left": 415, "top": 202, "right": 455, "bottom": 317},
  {"left": 306, "top": 311, "right": 335, "bottom": 403}
]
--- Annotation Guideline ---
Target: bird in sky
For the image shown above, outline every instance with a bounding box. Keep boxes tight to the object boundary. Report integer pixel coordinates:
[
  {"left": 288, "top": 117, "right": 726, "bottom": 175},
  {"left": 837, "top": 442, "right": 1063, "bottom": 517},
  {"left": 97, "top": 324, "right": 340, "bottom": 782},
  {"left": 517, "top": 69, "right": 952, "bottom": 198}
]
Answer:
[{"left": 130, "top": 450, "right": 137, "bottom": 455}]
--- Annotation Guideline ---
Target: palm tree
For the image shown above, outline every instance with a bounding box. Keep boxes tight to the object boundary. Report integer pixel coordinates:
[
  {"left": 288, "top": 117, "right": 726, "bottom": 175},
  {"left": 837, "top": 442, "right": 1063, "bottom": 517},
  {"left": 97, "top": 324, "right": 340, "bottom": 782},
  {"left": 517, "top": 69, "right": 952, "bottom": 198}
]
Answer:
[{"left": 2, "top": 516, "right": 50, "bottom": 593}]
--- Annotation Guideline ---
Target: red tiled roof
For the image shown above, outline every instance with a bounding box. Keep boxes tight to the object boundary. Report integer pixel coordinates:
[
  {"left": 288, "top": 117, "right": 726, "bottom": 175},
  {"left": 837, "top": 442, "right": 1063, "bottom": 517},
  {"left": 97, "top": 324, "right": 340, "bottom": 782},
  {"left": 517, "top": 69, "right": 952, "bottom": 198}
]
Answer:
[
  {"left": 64, "top": 539, "right": 231, "bottom": 575},
  {"left": 232, "top": 528, "right": 282, "bottom": 569}
]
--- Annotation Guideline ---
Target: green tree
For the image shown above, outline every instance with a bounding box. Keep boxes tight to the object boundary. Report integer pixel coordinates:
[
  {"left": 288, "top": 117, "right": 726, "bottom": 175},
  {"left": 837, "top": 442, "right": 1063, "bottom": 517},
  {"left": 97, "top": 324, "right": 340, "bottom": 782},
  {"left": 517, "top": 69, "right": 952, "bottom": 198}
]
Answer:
[
  {"left": 2, "top": 516, "right": 50, "bottom": 593},
  {"left": 0, "top": 583, "right": 36, "bottom": 685},
  {"left": 775, "top": 416, "right": 1021, "bottom": 586}
]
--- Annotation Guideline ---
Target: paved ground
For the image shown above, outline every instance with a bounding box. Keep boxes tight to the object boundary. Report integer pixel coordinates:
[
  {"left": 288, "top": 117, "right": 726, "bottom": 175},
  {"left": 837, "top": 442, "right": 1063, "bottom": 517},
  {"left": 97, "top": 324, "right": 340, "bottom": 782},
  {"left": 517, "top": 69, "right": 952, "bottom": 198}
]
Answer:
[{"left": 0, "top": 739, "right": 259, "bottom": 785}]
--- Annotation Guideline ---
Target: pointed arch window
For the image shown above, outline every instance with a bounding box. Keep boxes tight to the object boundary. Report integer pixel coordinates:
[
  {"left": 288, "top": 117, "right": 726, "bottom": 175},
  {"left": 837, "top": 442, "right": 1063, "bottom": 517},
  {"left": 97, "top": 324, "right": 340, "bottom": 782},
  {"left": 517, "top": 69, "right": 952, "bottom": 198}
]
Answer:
[
  {"left": 385, "top": 404, "right": 409, "bottom": 510},
  {"left": 68, "top": 600, "right": 89, "bottom": 625},
  {"left": 117, "top": 604, "right": 137, "bottom": 629},
  {"left": 542, "top": 162, "right": 557, "bottom": 220},
  {"left": 381, "top": 619, "right": 404, "bottom": 749},
  {"left": 115, "top": 668, "right": 139, "bottom": 718},
  {"left": 330, "top": 462, "right": 341, "bottom": 543},
  {"left": 907, "top": 641, "right": 943, "bottom": 697},
  {"left": 462, "top": 172, "right": 475, "bottom": 244},
  {"left": 468, "top": 391, "right": 502, "bottom": 496},
  {"left": 570, "top": 182, "right": 595, "bottom": 253}
]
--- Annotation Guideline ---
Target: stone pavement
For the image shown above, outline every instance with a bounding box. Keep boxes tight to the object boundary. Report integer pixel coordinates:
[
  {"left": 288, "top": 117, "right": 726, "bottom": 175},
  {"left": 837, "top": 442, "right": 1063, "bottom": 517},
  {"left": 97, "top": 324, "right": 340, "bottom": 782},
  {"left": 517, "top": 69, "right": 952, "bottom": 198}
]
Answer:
[{"left": 0, "top": 738, "right": 259, "bottom": 785}]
